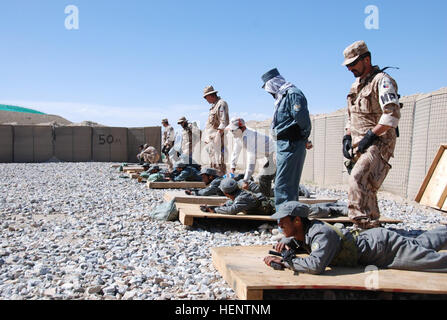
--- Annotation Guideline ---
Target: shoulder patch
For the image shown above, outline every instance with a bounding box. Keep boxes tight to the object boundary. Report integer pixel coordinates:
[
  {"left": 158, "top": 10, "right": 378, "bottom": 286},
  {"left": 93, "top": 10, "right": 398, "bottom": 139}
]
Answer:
[
  {"left": 294, "top": 104, "right": 301, "bottom": 112},
  {"left": 311, "top": 242, "right": 320, "bottom": 251}
]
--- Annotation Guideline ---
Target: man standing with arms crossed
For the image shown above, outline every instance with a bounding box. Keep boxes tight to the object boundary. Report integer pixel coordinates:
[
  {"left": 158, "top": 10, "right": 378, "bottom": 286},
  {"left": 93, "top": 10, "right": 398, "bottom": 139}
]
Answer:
[
  {"left": 203, "top": 85, "right": 230, "bottom": 176},
  {"left": 261, "top": 68, "right": 311, "bottom": 209},
  {"left": 342, "top": 40, "right": 401, "bottom": 230}
]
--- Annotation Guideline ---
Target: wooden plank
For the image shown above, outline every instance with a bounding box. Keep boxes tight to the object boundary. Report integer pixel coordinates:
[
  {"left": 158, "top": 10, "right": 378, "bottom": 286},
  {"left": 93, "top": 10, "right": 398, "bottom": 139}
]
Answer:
[
  {"left": 176, "top": 203, "right": 402, "bottom": 226},
  {"left": 416, "top": 145, "right": 447, "bottom": 212},
  {"left": 129, "top": 173, "right": 140, "bottom": 179},
  {"left": 177, "top": 203, "right": 274, "bottom": 227},
  {"left": 211, "top": 245, "right": 447, "bottom": 300},
  {"left": 420, "top": 150, "right": 447, "bottom": 210},
  {"left": 164, "top": 191, "right": 338, "bottom": 206},
  {"left": 164, "top": 192, "right": 228, "bottom": 206},
  {"left": 147, "top": 181, "right": 206, "bottom": 189},
  {"left": 123, "top": 166, "right": 145, "bottom": 173}
]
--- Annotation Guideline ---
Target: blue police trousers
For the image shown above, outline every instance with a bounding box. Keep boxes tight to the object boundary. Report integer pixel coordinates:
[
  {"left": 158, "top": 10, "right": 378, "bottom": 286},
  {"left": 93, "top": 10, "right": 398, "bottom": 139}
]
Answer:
[
  {"left": 274, "top": 139, "right": 307, "bottom": 209},
  {"left": 356, "top": 226, "right": 447, "bottom": 272}
]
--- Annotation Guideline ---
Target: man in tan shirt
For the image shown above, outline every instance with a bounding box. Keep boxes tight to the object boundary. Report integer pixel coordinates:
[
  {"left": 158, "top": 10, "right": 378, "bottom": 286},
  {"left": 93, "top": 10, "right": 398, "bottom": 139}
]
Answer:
[
  {"left": 161, "top": 119, "right": 175, "bottom": 171},
  {"left": 342, "top": 40, "right": 401, "bottom": 229},
  {"left": 203, "top": 85, "right": 229, "bottom": 176}
]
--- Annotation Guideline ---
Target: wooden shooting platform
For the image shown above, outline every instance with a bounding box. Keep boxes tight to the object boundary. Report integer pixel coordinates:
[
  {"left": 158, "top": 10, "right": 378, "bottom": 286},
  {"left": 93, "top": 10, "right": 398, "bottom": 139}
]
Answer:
[
  {"left": 123, "top": 166, "right": 145, "bottom": 173},
  {"left": 128, "top": 173, "right": 140, "bottom": 179},
  {"left": 164, "top": 192, "right": 228, "bottom": 206},
  {"left": 147, "top": 181, "right": 206, "bottom": 190},
  {"left": 163, "top": 191, "right": 339, "bottom": 206},
  {"left": 211, "top": 245, "right": 447, "bottom": 300},
  {"left": 175, "top": 203, "right": 402, "bottom": 227},
  {"left": 176, "top": 203, "right": 274, "bottom": 226},
  {"left": 416, "top": 144, "right": 447, "bottom": 212}
]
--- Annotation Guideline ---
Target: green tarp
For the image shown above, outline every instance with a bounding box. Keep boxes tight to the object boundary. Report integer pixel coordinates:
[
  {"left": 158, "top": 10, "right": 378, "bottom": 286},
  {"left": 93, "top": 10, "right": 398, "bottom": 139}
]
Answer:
[{"left": 0, "top": 104, "right": 45, "bottom": 115}]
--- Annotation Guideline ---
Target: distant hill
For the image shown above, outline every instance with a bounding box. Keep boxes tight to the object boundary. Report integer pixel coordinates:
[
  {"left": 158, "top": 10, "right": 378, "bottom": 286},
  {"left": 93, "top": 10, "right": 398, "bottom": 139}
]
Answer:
[{"left": 0, "top": 108, "right": 72, "bottom": 126}]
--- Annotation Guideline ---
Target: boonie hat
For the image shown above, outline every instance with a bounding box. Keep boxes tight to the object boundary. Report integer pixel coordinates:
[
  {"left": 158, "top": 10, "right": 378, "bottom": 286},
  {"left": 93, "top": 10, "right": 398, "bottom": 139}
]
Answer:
[
  {"left": 270, "top": 201, "right": 310, "bottom": 220},
  {"left": 177, "top": 117, "right": 187, "bottom": 124},
  {"left": 203, "top": 86, "right": 218, "bottom": 98},
  {"left": 342, "top": 40, "right": 370, "bottom": 66}
]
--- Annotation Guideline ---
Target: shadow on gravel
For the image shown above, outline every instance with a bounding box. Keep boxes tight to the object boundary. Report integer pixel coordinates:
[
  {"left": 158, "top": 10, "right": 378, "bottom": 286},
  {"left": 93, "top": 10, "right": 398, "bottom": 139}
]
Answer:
[{"left": 187, "top": 219, "right": 276, "bottom": 234}]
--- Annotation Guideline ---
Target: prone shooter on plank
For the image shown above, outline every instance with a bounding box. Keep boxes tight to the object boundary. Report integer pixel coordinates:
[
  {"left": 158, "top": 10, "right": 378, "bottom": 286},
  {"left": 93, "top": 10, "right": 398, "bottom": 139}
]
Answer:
[{"left": 264, "top": 201, "right": 447, "bottom": 275}]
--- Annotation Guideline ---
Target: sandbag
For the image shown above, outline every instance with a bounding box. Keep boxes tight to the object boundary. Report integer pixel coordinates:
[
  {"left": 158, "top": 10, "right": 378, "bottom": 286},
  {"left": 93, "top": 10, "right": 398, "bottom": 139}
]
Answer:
[{"left": 149, "top": 200, "right": 179, "bottom": 221}]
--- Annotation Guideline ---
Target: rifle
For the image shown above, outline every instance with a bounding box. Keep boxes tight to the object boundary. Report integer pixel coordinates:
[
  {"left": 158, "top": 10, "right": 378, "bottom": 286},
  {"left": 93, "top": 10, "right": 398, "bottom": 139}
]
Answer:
[
  {"left": 185, "top": 189, "right": 199, "bottom": 196},
  {"left": 268, "top": 248, "right": 300, "bottom": 276},
  {"left": 200, "top": 205, "right": 218, "bottom": 213}
]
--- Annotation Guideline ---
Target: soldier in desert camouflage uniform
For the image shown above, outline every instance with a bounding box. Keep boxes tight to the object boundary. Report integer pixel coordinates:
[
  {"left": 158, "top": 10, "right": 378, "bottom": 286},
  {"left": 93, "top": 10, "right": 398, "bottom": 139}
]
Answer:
[
  {"left": 177, "top": 116, "right": 201, "bottom": 166},
  {"left": 161, "top": 119, "right": 175, "bottom": 171},
  {"left": 342, "top": 40, "right": 401, "bottom": 229},
  {"left": 203, "top": 86, "right": 230, "bottom": 176},
  {"left": 140, "top": 144, "right": 160, "bottom": 164}
]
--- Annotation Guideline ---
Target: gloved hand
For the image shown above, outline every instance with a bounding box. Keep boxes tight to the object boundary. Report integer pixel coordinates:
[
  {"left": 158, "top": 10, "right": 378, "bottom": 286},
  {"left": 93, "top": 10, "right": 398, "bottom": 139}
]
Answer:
[
  {"left": 342, "top": 135, "right": 353, "bottom": 159},
  {"left": 357, "top": 130, "right": 378, "bottom": 154}
]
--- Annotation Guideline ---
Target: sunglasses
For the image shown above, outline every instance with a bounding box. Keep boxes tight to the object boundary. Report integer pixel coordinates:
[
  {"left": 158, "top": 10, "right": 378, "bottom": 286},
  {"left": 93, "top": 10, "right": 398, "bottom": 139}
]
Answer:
[{"left": 346, "top": 52, "right": 370, "bottom": 68}]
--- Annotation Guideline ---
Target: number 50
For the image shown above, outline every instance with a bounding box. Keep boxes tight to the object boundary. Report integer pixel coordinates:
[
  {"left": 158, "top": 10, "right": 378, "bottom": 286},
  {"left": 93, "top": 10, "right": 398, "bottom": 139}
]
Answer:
[{"left": 99, "top": 134, "right": 114, "bottom": 145}]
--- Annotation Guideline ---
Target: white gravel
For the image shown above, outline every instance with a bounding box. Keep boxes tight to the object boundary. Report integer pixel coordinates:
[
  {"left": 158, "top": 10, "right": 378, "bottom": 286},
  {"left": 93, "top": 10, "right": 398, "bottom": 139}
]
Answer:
[{"left": 0, "top": 163, "right": 445, "bottom": 300}]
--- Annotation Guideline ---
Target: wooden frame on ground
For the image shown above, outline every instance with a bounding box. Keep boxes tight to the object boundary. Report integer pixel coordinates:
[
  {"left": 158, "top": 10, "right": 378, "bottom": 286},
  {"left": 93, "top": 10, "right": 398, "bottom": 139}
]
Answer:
[
  {"left": 212, "top": 245, "right": 447, "bottom": 300},
  {"left": 415, "top": 144, "right": 447, "bottom": 212}
]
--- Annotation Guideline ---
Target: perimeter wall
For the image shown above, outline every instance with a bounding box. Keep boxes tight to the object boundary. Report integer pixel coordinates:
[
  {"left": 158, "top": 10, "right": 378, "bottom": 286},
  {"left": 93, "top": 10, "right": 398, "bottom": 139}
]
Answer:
[{"left": 0, "top": 126, "right": 161, "bottom": 164}]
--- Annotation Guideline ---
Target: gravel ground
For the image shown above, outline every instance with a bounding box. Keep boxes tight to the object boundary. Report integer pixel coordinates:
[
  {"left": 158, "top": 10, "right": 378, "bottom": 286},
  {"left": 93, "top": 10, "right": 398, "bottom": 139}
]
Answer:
[{"left": 0, "top": 163, "right": 445, "bottom": 300}]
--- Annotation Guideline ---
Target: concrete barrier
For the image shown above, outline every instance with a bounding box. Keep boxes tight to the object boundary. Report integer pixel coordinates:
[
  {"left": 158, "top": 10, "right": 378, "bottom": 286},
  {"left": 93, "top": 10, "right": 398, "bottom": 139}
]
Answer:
[{"left": 0, "top": 125, "right": 13, "bottom": 163}]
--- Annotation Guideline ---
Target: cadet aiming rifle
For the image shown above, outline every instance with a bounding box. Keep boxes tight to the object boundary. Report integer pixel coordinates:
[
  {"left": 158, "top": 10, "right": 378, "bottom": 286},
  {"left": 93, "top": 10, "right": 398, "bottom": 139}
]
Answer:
[{"left": 200, "top": 205, "right": 218, "bottom": 213}]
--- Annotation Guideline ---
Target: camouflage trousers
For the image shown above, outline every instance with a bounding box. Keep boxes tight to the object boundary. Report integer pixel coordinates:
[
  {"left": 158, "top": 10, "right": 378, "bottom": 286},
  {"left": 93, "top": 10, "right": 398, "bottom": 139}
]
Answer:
[
  {"left": 348, "top": 145, "right": 392, "bottom": 229},
  {"left": 206, "top": 132, "right": 226, "bottom": 176},
  {"left": 162, "top": 143, "right": 174, "bottom": 171},
  {"left": 143, "top": 152, "right": 160, "bottom": 164}
]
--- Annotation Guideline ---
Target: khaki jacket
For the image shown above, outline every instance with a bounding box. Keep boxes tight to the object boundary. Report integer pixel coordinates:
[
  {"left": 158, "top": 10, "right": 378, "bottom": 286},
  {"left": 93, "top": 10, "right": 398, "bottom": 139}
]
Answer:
[{"left": 346, "top": 67, "right": 401, "bottom": 159}]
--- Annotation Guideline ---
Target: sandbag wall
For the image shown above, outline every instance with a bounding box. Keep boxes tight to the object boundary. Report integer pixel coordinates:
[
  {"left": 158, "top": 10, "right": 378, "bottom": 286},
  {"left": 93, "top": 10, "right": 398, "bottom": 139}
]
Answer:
[{"left": 0, "top": 125, "right": 161, "bottom": 163}]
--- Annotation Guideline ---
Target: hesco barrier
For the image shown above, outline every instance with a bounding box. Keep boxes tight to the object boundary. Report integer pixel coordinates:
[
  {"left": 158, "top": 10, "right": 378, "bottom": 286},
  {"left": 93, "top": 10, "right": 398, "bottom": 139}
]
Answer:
[
  {"left": 0, "top": 125, "right": 161, "bottom": 163},
  {"left": 0, "top": 125, "right": 13, "bottom": 162},
  {"left": 54, "top": 126, "right": 92, "bottom": 162}
]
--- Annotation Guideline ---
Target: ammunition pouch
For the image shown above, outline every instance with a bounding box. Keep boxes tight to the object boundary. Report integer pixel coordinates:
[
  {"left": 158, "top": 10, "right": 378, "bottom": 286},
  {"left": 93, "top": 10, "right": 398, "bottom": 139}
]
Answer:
[{"left": 325, "top": 223, "right": 359, "bottom": 268}]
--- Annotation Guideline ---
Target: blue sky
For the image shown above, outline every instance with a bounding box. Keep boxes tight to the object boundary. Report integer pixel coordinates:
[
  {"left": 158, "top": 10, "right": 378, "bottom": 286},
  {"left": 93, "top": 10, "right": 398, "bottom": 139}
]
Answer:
[{"left": 0, "top": 0, "right": 446, "bottom": 130}]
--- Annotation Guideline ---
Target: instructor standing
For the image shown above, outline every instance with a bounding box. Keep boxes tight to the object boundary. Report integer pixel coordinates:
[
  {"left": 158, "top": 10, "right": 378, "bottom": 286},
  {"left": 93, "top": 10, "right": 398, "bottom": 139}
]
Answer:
[
  {"left": 342, "top": 40, "right": 401, "bottom": 229},
  {"left": 203, "top": 85, "right": 230, "bottom": 176},
  {"left": 261, "top": 68, "right": 311, "bottom": 208}
]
